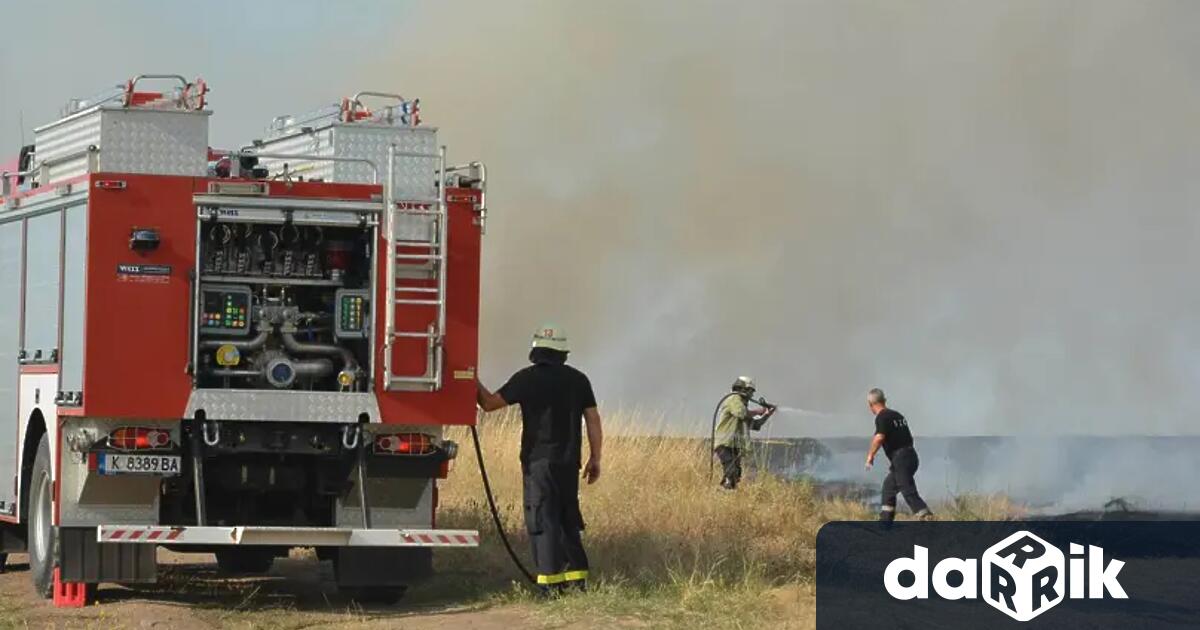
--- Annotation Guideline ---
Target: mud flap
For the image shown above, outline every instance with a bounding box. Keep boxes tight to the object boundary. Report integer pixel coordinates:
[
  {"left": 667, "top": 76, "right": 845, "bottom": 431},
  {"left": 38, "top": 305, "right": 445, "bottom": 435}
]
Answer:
[
  {"left": 333, "top": 547, "right": 433, "bottom": 587},
  {"left": 59, "top": 527, "right": 157, "bottom": 584}
]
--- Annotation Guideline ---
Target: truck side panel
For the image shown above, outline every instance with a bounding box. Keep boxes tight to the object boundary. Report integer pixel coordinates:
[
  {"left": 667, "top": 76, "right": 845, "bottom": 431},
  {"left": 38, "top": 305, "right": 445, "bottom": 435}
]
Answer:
[
  {"left": 0, "top": 222, "right": 21, "bottom": 514},
  {"left": 17, "top": 372, "right": 58, "bottom": 513},
  {"left": 82, "top": 174, "right": 196, "bottom": 419}
]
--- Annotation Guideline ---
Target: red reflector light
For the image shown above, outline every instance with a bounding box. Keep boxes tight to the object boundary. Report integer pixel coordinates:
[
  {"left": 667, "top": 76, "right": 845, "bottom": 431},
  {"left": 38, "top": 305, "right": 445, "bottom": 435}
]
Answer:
[
  {"left": 108, "top": 427, "right": 172, "bottom": 451},
  {"left": 374, "top": 433, "right": 435, "bottom": 456},
  {"left": 94, "top": 180, "right": 127, "bottom": 190}
]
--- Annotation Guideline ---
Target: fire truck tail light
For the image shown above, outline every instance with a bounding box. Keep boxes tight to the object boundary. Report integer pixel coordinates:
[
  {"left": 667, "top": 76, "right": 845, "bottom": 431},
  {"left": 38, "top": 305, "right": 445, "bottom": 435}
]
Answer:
[
  {"left": 94, "top": 180, "right": 127, "bottom": 190},
  {"left": 107, "top": 427, "right": 173, "bottom": 451},
  {"left": 374, "top": 433, "right": 436, "bottom": 456}
]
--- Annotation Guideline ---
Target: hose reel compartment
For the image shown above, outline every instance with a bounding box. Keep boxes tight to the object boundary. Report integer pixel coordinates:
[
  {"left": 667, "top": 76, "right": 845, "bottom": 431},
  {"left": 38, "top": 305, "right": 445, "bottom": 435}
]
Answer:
[{"left": 193, "top": 214, "right": 375, "bottom": 394}]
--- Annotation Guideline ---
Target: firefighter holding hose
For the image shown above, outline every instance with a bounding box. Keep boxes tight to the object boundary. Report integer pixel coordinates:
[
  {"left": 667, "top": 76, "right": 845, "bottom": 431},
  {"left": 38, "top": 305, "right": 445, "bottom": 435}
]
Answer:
[
  {"left": 712, "top": 376, "right": 776, "bottom": 490},
  {"left": 476, "top": 324, "right": 603, "bottom": 593}
]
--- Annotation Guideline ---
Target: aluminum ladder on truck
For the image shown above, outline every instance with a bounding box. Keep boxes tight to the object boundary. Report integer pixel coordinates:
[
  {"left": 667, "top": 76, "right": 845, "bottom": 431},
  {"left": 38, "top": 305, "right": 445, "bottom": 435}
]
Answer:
[{"left": 383, "top": 144, "right": 448, "bottom": 391}]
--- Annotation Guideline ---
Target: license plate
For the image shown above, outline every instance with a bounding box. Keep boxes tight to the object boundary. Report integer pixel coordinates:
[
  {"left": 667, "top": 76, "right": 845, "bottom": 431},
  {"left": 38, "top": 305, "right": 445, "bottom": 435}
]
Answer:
[{"left": 99, "top": 454, "right": 181, "bottom": 476}]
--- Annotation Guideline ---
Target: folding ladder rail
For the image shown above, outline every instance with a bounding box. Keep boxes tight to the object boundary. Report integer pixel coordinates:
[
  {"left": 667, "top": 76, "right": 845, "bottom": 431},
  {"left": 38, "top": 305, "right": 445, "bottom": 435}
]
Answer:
[{"left": 383, "top": 144, "right": 448, "bottom": 391}]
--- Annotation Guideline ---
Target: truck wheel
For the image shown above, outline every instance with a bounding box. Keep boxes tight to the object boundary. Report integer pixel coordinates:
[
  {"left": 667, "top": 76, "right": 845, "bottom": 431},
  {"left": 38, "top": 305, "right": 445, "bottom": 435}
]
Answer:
[
  {"left": 215, "top": 549, "right": 275, "bottom": 574},
  {"left": 28, "top": 434, "right": 56, "bottom": 598},
  {"left": 0, "top": 552, "right": 7, "bottom": 573}
]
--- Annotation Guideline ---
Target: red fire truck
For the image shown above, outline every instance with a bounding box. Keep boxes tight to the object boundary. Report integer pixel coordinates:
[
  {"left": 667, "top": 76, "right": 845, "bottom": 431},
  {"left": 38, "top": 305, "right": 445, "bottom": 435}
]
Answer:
[{"left": 0, "top": 75, "right": 488, "bottom": 605}]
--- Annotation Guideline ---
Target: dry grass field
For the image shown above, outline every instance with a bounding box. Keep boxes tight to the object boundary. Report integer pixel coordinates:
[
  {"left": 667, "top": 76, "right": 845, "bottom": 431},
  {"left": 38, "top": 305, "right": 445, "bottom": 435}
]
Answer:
[
  {"left": 0, "top": 410, "right": 1016, "bottom": 629},
  {"left": 433, "top": 410, "right": 1017, "bottom": 629}
]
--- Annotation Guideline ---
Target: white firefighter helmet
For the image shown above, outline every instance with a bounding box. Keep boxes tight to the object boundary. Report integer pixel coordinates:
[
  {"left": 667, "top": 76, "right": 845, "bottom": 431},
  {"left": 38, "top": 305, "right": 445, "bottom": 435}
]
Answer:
[
  {"left": 733, "top": 376, "right": 756, "bottom": 392},
  {"left": 531, "top": 323, "right": 570, "bottom": 352}
]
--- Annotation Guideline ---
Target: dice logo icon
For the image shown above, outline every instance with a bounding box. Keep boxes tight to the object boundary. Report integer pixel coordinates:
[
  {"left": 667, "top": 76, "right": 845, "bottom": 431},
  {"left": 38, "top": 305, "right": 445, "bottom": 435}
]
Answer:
[{"left": 982, "top": 531, "right": 1064, "bottom": 621}]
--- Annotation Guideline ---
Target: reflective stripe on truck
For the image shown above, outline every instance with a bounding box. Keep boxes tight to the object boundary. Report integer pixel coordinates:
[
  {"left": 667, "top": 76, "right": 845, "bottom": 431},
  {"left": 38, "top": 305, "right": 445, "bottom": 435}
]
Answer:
[{"left": 97, "top": 525, "right": 480, "bottom": 547}]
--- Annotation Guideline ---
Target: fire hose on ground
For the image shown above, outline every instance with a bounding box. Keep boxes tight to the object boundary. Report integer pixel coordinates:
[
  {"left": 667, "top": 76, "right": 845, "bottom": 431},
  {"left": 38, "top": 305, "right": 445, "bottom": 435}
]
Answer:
[
  {"left": 469, "top": 423, "right": 538, "bottom": 587},
  {"left": 476, "top": 392, "right": 780, "bottom": 587}
]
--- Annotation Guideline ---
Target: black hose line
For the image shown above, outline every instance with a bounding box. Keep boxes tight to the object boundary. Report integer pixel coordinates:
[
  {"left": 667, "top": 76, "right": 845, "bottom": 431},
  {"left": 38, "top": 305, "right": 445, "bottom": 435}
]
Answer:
[{"left": 469, "top": 424, "right": 538, "bottom": 587}]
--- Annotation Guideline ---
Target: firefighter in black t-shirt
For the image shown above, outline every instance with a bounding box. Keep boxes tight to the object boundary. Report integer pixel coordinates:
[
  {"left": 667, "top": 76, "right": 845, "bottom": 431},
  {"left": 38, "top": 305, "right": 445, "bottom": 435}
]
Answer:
[
  {"left": 476, "top": 324, "right": 604, "bottom": 593},
  {"left": 865, "top": 388, "right": 934, "bottom": 522}
]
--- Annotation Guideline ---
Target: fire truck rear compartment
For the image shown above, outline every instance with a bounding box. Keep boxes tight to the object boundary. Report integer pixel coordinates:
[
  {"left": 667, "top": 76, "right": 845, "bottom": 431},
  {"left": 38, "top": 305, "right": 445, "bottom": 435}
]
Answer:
[
  {"left": 196, "top": 222, "right": 375, "bottom": 393},
  {"left": 158, "top": 420, "right": 445, "bottom": 527},
  {"left": 1, "top": 78, "right": 484, "bottom": 603}
]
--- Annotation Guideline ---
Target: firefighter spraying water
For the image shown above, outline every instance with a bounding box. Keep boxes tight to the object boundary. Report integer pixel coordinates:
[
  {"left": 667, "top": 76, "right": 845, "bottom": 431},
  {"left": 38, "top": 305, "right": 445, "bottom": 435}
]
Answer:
[{"left": 709, "top": 377, "right": 777, "bottom": 490}]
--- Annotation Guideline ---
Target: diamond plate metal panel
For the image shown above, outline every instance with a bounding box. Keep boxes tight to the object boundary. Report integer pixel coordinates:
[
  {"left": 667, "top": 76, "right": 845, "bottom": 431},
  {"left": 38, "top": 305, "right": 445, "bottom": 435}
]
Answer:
[
  {"left": 99, "top": 109, "right": 209, "bottom": 177},
  {"left": 186, "top": 390, "right": 382, "bottom": 422},
  {"left": 333, "top": 125, "right": 438, "bottom": 200},
  {"left": 254, "top": 124, "right": 439, "bottom": 201},
  {"left": 32, "top": 110, "right": 102, "bottom": 182},
  {"left": 253, "top": 129, "right": 338, "bottom": 182},
  {"left": 392, "top": 213, "right": 437, "bottom": 242},
  {"left": 34, "top": 107, "right": 209, "bottom": 182}
]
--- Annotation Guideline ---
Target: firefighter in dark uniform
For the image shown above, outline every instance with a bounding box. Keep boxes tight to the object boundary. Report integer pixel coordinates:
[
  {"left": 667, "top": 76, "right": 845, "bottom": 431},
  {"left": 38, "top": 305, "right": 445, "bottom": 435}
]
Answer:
[
  {"left": 476, "top": 324, "right": 603, "bottom": 593},
  {"left": 865, "top": 388, "right": 934, "bottom": 522}
]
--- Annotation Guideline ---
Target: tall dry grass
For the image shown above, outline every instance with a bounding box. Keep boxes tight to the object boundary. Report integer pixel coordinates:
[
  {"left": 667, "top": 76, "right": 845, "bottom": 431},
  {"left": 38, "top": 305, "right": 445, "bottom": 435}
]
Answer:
[
  {"left": 431, "top": 410, "right": 1015, "bottom": 628},
  {"left": 434, "top": 412, "right": 864, "bottom": 607}
]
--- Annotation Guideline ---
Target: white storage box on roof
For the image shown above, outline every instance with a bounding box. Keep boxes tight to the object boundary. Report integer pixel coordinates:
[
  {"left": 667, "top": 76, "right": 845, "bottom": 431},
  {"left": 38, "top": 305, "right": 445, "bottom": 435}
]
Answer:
[
  {"left": 252, "top": 93, "right": 438, "bottom": 202},
  {"left": 32, "top": 75, "right": 211, "bottom": 185}
]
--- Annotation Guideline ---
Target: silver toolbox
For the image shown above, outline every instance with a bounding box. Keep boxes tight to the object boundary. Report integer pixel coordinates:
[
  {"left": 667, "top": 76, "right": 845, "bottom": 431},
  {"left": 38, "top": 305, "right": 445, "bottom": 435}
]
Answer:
[
  {"left": 34, "top": 106, "right": 210, "bottom": 183},
  {"left": 253, "top": 123, "right": 439, "bottom": 202}
]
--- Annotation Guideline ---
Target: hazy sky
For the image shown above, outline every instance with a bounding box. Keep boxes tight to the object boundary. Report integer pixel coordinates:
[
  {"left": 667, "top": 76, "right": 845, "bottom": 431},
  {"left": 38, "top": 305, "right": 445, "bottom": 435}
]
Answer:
[{"left": 3, "top": 1, "right": 1199, "bottom": 436}]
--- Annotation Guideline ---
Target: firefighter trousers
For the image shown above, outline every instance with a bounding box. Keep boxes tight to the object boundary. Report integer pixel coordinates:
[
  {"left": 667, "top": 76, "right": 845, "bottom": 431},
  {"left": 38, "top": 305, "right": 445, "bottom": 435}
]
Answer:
[
  {"left": 714, "top": 446, "right": 743, "bottom": 489},
  {"left": 880, "top": 447, "right": 930, "bottom": 521},
  {"left": 522, "top": 459, "right": 589, "bottom": 591}
]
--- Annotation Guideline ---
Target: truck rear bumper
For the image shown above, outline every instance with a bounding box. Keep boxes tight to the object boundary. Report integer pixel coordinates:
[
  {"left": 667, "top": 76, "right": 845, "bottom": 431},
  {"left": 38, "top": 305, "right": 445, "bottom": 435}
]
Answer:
[{"left": 97, "top": 525, "right": 479, "bottom": 547}]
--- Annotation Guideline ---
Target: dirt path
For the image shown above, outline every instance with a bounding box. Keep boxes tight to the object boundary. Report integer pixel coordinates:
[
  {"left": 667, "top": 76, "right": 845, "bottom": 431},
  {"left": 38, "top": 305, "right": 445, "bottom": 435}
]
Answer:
[{"left": 0, "top": 551, "right": 548, "bottom": 630}]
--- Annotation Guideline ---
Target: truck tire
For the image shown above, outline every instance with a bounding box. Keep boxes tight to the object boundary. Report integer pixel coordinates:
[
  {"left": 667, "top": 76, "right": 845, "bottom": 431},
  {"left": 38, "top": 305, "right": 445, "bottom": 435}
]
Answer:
[
  {"left": 215, "top": 549, "right": 274, "bottom": 574},
  {"left": 28, "top": 434, "right": 56, "bottom": 598}
]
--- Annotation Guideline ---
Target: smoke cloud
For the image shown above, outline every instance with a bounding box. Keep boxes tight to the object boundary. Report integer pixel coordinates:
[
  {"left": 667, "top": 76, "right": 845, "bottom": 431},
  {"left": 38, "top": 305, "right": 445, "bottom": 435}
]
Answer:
[
  {"left": 4, "top": 1, "right": 1200, "bottom": 506},
  {"left": 374, "top": 1, "right": 1200, "bottom": 439}
]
